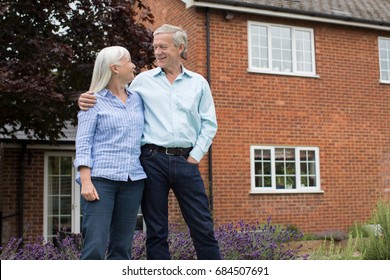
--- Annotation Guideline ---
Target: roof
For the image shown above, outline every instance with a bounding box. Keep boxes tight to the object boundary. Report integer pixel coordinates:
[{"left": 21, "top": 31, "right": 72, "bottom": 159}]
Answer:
[
  {"left": 0, "top": 123, "right": 77, "bottom": 144},
  {"left": 183, "top": 0, "right": 390, "bottom": 30}
]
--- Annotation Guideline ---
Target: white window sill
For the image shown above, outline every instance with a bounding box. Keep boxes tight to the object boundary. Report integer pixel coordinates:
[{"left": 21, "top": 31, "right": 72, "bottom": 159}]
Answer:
[
  {"left": 247, "top": 68, "right": 320, "bottom": 79},
  {"left": 250, "top": 189, "right": 324, "bottom": 194}
]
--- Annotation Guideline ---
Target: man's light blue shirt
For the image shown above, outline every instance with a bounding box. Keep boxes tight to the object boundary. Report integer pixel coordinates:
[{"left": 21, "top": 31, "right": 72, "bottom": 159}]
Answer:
[
  {"left": 129, "top": 66, "right": 217, "bottom": 162},
  {"left": 74, "top": 88, "right": 147, "bottom": 182}
]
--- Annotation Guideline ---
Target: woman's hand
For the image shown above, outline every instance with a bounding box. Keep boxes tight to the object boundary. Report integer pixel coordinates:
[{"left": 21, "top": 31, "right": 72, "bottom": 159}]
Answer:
[{"left": 79, "top": 166, "right": 100, "bottom": 201}]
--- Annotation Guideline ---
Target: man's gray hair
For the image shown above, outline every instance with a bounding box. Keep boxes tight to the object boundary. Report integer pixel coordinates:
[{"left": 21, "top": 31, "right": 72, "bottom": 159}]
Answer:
[{"left": 154, "top": 24, "right": 188, "bottom": 60}]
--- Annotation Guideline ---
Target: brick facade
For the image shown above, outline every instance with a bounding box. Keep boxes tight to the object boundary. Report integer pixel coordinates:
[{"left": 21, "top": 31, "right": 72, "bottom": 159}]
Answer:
[
  {"left": 142, "top": 0, "right": 390, "bottom": 233},
  {"left": 1, "top": 146, "right": 45, "bottom": 244},
  {"left": 1, "top": 0, "right": 390, "bottom": 245}
]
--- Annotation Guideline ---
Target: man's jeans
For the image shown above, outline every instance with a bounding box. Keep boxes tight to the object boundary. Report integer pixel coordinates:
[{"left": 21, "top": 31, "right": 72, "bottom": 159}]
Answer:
[
  {"left": 140, "top": 148, "right": 221, "bottom": 260},
  {"left": 80, "top": 177, "right": 144, "bottom": 260}
]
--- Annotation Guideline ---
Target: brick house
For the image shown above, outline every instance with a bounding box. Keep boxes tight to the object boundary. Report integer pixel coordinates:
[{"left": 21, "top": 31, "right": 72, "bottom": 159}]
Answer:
[{"left": 1, "top": 0, "right": 390, "bottom": 245}]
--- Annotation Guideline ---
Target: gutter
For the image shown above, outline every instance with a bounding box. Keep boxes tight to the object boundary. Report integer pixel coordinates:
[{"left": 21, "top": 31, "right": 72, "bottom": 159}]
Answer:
[
  {"left": 18, "top": 143, "right": 27, "bottom": 238},
  {"left": 185, "top": 0, "right": 390, "bottom": 31},
  {"left": 205, "top": 8, "right": 215, "bottom": 214}
]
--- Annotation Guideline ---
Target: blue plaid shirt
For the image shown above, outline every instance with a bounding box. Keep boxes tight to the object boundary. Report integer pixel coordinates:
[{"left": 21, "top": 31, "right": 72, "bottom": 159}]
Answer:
[{"left": 74, "top": 88, "right": 146, "bottom": 182}]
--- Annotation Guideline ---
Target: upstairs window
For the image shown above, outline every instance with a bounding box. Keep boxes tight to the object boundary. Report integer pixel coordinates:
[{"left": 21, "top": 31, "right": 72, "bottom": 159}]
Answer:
[
  {"left": 248, "top": 22, "right": 316, "bottom": 76},
  {"left": 379, "top": 37, "right": 390, "bottom": 83},
  {"left": 250, "top": 146, "right": 321, "bottom": 193}
]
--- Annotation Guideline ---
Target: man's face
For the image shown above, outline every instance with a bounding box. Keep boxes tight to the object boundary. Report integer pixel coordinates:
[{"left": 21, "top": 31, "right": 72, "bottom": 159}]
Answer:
[{"left": 153, "top": 33, "right": 183, "bottom": 70}]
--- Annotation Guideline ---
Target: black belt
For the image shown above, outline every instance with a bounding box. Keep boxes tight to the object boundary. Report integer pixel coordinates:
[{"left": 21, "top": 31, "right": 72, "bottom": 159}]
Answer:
[{"left": 143, "top": 144, "right": 192, "bottom": 156}]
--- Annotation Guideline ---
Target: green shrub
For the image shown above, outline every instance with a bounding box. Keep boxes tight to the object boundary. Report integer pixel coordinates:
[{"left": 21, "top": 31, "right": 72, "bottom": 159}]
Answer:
[
  {"left": 308, "top": 233, "right": 363, "bottom": 260},
  {"left": 361, "top": 200, "right": 390, "bottom": 260}
]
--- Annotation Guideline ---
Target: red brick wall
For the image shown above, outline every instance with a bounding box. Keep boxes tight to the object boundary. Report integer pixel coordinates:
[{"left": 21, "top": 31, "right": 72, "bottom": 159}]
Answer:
[
  {"left": 140, "top": 0, "right": 212, "bottom": 226},
  {"left": 142, "top": 0, "right": 390, "bottom": 233},
  {"left": 1, "top": 147, "right": 45, "bottom": 244},
  {"left": 2, "top": 2, "right": 388, "bottom": 244}
]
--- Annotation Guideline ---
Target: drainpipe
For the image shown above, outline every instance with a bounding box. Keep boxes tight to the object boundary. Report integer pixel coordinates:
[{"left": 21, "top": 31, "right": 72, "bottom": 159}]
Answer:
[
  {"left": 18, "top": 143, "right": 26, "bottom": 238},
  {"left": 205, "top": 8, "right": 214, "bottom": 214}
]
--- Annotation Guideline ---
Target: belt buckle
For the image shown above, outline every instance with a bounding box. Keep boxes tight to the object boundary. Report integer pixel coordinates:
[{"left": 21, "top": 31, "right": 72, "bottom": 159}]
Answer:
[{"left": 165, "top": 147, "right": 175, "bottom": 156}]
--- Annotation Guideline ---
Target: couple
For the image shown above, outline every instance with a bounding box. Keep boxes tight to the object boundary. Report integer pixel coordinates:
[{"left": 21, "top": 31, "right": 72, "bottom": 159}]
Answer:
[{"left": 74, "top": 24, "right": 221, "bottom": 260}]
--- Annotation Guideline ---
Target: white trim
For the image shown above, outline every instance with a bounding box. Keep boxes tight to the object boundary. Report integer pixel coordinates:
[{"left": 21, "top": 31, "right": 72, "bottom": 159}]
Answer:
[
  {"left": 1, "top": 143, "right": 75, "bottom": 150},
  {"left": 250, "top": 189, "right": 324, "bottom": 194},
  {"left": 187, "top": 2, "right": 390, "bottom": 32},
  {"left": 181, "top": 0, "right": 195, "bottom": 8},
  {"left": 378, "top": 36, "right": 390, "bottom": 83},
  {"left": 248, "top": 21, "right": 317, "bottom": 76},
  {"left": 43, "top": 152, "right": 79, "bottom": 241},
  {"left": 250, "top": 145, "right": 322, "bottom": 194}
]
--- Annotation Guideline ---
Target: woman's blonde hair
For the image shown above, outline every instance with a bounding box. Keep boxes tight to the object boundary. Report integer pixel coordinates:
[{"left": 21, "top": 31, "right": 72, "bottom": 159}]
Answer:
[{"left": 89, "top": 46, "right": 130, "bottom": 93}]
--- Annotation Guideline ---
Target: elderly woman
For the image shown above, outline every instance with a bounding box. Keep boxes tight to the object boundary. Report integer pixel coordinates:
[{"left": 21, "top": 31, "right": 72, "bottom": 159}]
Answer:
[{"left": 74, "top": 46, "right": 146, "bottom": 260}]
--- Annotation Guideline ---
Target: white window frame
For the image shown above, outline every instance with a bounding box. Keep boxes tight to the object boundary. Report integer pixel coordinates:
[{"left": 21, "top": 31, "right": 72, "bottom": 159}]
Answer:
[
  {"left": 248, "top": 21, "right": 317, "bottom": 77},
  {"left": 250, "top": 146, "right": 322, "bottom": 194},
  {"left": 379, "top": 37, "right": 390, "bottom": 84},
  {"left": 43, "top": 152, "right": 80, "bottom": 241}
]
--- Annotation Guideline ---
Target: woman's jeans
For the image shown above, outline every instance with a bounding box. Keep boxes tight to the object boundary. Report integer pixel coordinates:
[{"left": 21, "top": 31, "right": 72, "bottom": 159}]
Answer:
[
  {"left": 140, "top": 148, "right": 221, "bottom": 260},
  {"left": 80, "top": 177, "right": 144, "bottom": 260}
]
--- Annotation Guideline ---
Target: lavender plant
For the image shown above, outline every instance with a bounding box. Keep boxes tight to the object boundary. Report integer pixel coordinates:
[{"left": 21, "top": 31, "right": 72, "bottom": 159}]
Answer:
[
  {"left": 215, "top": 217, "right": 307, "bottom": 260},
  {"left": 132, "top": 216, "right": 306, "bottom": 260},
  {"left": 0, "top": 233, "right": 81, "bottom": 260},
  {"left": 2, "top": 217, "right": 306, "bottom": 260}
]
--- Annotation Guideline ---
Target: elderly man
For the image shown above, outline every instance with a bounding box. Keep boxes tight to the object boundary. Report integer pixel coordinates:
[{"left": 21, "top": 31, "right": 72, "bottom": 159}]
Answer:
[{"left": 78, "top": 24, "right": 221, "bottom": 260}]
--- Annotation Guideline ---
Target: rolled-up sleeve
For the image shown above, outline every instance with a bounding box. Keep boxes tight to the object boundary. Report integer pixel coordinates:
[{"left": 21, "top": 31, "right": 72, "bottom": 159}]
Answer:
[
  {"left": 73, "top": 109, "right": 98, "bottom": 170},
  {"left": 190, "top": 80, "right": 218, "bottom": 162}
]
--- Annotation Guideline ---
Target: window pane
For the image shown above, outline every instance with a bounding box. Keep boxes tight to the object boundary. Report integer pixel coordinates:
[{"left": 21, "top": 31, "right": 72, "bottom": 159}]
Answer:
[
  {"left": 255, "top": 162, "right": 263, "bottom": 174},
  {"left": 273, "top": 49, "right": 281, "bottom": 60},
  {"left": 295, "top": 30, "right": 313, "bottom": 73},
  {"left": 61, "top": 176, "right": 71, "bottom": 194},
  {"left": 61, "top": 197, "right": 72, "bottom": 214},
  {"left": 308, "top": 162, "right": 316, "bottom": 175},
  {"left": 286, "top": 162, "right": 295, "bottom": 174},
  {"left": 275, "top": 162, "right": 284, "bottom": 174},
  {"left": 270, "top": 26, "right": 292, "bottom": 73},
  {"left": 251, "top": 25, "right": 268, "bottom": 69},
  {"left": 301, "top": 162, "right": 307, "bottom": 174},
  {"left": 379, "top": 38, "right": 390, "bottom": 81},
  {"left": 301, "top": 176, "right": 308, "bottom": 187},
  {"left": 46, "top": 155, "right": 74, "bottom": 241},
  {"left": 249, "top": 23, "right": 314, "bottom": 75},
  {"left": 264, "top": 176, "right": 272, "bottom": 187},
  {"left": 60, "top": 216, "right": 72, "bottom": 232},
  {"left": 307, "top": 150, "right": 315, "bottom": 160},
  {"left": 48, "top": 216, "right": 59, "bottom": 237},
  {"left": 48, "top": 176, "right": 59, "bottom": 195},
  {"left": 382, "top": 71, "right": 389, "bottom": 81},
  {"left": 255, "top": 176, "right": 263, "bottom": 188},
  {"left": 252, "top": 146, "right": 319, "bottom": 191},
  {"left": 276, "top": 176, "right": 285, "bottom": 188},
  {"left": 263, "top": 162, "right": 271, "bottom": 174},
  {"left": 252, "top": 46, "right": 259, "bottom": 57},
  {"left": 48, "top": 157, "right": 59, "bottom": 175},
  {"left": 300, "top": 149, "right": 317, "bottom": 188},
  {"left": 50, "top": 196, "right": 59, "bottom": 215},
  {"left": 309, "top": 176, "right": 316, "bottom": 187},
  {"left": 61, "top": 157, "right": 72, "bottom": 175}
]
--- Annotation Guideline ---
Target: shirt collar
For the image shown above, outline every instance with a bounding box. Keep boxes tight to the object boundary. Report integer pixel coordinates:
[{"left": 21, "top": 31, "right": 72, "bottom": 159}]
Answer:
[
  {"left": 152, "top": 65, "right": 193, "bottom": 79},
  {"left": 96, "top": 87, "right": 132, "bottom": 97}
]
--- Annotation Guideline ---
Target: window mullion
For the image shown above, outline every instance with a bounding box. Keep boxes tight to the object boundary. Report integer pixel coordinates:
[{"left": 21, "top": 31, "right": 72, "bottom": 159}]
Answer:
[
  {"left": 296, "top": 147, "right": 302, "bottom": 190},
  {"left": 271, "top": 147, "right": 276, "bottom": 190},
  {"left": 292, "top": 28, "right": 297, "bottom": 73}
]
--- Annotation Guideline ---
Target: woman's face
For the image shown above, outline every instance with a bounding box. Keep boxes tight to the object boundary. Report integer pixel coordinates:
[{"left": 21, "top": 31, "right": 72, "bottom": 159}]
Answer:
[{"left": 115, "top": 53, "right": 136, "bottom": 84}]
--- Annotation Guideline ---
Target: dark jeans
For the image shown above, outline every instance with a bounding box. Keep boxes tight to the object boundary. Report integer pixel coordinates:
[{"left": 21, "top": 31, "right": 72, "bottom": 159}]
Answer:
[
  {"left": 140, "top": 147, "right": 221, "bottom": 260},
  {"left": 80, "top": 177, "right": 144, "bottom": 260}
]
